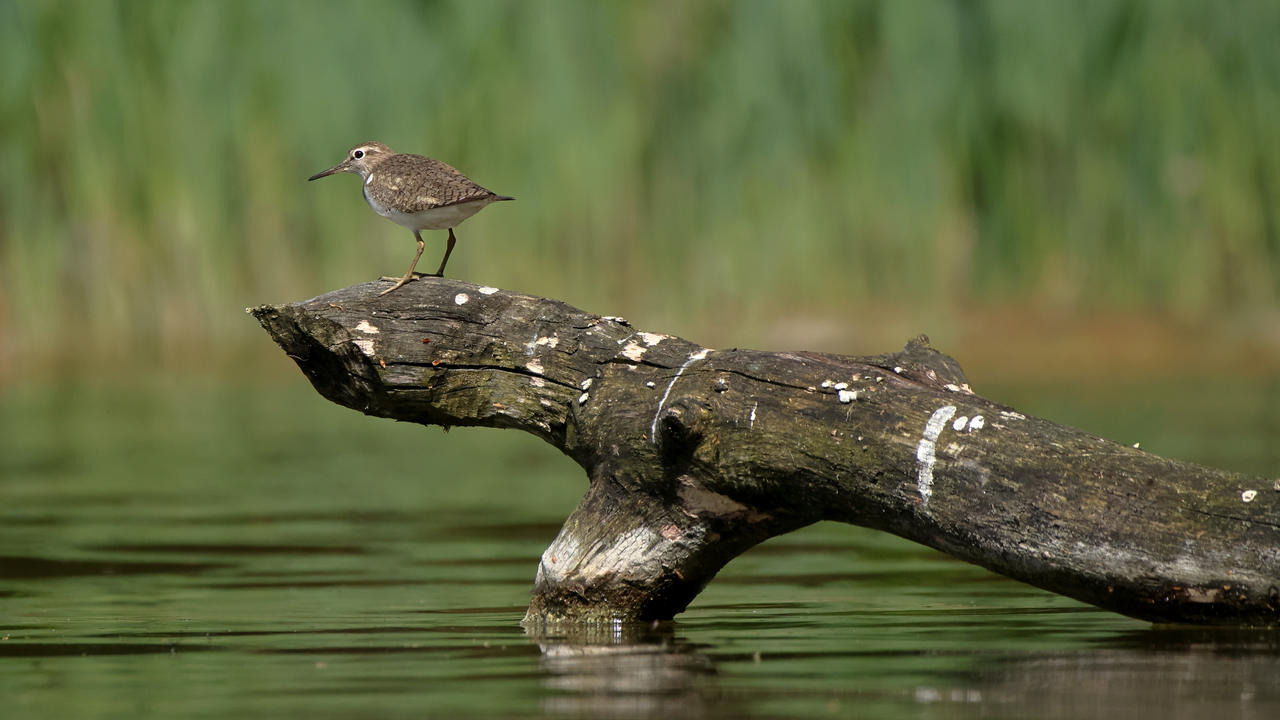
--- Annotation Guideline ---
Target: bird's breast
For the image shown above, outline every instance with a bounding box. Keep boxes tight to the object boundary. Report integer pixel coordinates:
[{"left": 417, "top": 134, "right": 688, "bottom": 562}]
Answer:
[{"left": 363, "top": 183, "right": 497, "bottom": 231}]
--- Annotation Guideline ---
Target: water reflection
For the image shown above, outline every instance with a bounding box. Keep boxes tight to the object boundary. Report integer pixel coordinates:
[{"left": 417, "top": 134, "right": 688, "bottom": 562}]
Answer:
[
  {"left": 3, "top": 381, "right": 1280, "bottom": 718},
  {"left": 527, "top": 618, "right": 1280, "bottom": 718},
  {"left": 530, "top": 622, "right": 724, "bottom": 719},
  {"left": 956, "top": 627, "right": 1280, "bottom": 717}
]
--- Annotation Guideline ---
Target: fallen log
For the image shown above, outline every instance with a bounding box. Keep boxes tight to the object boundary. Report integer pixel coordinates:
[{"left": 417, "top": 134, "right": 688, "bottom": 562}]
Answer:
[{"left": 250, "top": 279, "right": 1280, "bottom": 627}]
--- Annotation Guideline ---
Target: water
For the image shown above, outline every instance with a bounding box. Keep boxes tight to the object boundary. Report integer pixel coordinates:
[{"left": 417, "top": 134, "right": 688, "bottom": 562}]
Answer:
[{"left": 3, "top": 378, "right": 1279, "bottom": 718}]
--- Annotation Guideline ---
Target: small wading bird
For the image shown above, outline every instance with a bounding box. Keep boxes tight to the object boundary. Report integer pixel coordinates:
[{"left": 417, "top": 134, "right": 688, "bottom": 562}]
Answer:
[{"left": 308, "top": 142, "right": 513, "bottom": 295}]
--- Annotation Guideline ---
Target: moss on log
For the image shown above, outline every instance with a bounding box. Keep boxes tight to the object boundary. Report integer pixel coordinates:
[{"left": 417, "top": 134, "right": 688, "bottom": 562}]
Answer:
[{"left": 251, "top": 279, "right": 1280, "bottom": 627}]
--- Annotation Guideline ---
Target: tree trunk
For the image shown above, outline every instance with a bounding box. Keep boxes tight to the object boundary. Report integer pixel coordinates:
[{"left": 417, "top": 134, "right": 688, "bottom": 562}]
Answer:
[{"left": 250, "top": 279, "right": 1280, "bottom": 627}]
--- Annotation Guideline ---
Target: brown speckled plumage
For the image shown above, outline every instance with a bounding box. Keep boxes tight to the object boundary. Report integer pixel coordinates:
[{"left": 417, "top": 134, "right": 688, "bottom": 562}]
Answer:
[
  {"left": 360, "top": 147, "right": 504, "bottom": 213},
  {"left": 308, "top": 141, "right": 513, "bottom": 295}
]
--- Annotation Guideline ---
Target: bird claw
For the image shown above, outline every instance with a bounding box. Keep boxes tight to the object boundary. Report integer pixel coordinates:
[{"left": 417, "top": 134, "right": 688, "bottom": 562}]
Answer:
[{"left": 378, "top": 275, "right": 417, "bottom": 295}]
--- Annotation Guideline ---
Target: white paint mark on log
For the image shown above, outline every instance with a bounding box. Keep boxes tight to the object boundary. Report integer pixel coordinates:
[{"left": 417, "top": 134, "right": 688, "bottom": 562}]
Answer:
[
  {"left": 916, "top": 405, "right": 957, "bottom": 505},
  {"left": 639, "top": 332, "right": 666, "bottom": 346},
  {"left": 478, "top": 286, "right": 499, "bottom": 295},
  {"left": 950, "top": 414, "right": 985, "bottom": 432},
  {"left": 530, "top": 376, "right": 546, "bottom": 388},
  {"left": 834, "top": 382, "right": 848, "bottom": 390},
  {"left": 999, "top": 410, "right": 1026, "bottom": 421},
  {"left": 1242, "top": 489, "right": 1258, "bottom": 503},
  {"left": 621, "top": 341, "right": 647, "bottom": 362},
  {"left": 580, "top": 378, "right": 593, "bottom": 390},
  {"left": 526, "top": 335, "right": 560, "bottom": 355},
  {"left": 525, "top": 358, "right": 544, "bottom": 375},
  {"left": 454, "top": 293, "right": 469, "bottom": 305},
  {"left": 352, "top": 338, "right": 375, "bottom": 356},
  {"left": 651, "top": 349, "right": 710, "bottom": 443},
  {"left": 837, "top": 389, "right": 857, "bottom": 403},
  {"left": 578, "top": 392, "right": 590, "bottom": 405},
  {"left": 750, "top": 402, "right": 758, "bottom": 429},
  {"left": 354, "top": 320, "right": 380, "bottom": 334}
]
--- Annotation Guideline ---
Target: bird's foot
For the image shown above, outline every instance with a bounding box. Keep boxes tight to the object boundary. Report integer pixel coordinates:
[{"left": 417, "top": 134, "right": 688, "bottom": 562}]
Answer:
[{"left": 378, "top": 275, "right": 417, "bottom": 295}]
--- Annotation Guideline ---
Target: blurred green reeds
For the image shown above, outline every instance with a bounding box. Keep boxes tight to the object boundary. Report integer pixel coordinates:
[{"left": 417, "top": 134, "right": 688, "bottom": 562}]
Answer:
[{"left": 2, "top": 0, "right": 1278, "bottom": 380}]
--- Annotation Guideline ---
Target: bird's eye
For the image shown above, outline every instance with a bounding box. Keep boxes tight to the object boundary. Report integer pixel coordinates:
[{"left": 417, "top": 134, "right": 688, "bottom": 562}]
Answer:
[{"left": 353, "top": 150, "right": 365, "bottom": 159}]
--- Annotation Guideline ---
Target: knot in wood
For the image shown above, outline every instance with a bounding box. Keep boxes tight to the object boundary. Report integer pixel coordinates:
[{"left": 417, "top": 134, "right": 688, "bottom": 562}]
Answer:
[{"left": 655, "top": 398, "right": 713, "bottom": 463}]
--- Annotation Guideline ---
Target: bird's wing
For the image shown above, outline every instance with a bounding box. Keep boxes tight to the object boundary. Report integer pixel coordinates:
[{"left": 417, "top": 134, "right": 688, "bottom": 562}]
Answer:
[{"left": 389, "top": 155, "right": 499, "bottom": 213}]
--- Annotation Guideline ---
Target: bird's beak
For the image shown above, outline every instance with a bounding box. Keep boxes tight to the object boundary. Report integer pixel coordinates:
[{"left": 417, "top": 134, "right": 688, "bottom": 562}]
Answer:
[{"left": 307, "top": 163, "right": 345, "bottom": 181}]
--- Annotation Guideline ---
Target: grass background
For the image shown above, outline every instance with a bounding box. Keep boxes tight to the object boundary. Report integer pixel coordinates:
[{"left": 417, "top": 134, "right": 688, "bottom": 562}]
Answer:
[{"left": 3, "top": 0, "right": 1279, "bottom": 384}]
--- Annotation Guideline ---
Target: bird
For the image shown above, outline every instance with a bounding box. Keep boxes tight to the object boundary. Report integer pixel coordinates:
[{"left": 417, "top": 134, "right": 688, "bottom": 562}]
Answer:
[{"left": 308, "top": 142, "right": 513, "bottom": 295}]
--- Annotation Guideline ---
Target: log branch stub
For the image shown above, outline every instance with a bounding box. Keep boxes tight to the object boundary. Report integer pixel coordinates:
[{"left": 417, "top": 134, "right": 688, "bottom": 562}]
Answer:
[{"left": 251, "top": 279, "right": 1280, "bottom": 627}]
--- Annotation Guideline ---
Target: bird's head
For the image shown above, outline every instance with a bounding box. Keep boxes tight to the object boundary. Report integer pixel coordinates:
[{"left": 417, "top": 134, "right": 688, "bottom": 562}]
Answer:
[{"left": 308, "top": 141, "right": 393, "bottom": 181}]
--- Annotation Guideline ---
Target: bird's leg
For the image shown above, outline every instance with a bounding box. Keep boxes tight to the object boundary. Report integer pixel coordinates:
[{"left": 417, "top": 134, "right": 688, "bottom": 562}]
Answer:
[
  {"left": 379, "top": 231, "right": 426, "bottom": 295},
  {"left": 426, "top": 228, "right": 457, "bottom": 277}
]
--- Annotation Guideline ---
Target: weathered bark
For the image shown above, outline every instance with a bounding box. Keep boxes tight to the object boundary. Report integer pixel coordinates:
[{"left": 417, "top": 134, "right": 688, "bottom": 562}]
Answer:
[{"left": 250, "top": 279, "right": 1280, "bottom": 626}]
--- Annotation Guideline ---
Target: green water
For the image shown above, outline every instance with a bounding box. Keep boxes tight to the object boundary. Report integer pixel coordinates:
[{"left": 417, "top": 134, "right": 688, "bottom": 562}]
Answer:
[{"left": 3, "top": 379, "right": 1279, "bottom": 718}]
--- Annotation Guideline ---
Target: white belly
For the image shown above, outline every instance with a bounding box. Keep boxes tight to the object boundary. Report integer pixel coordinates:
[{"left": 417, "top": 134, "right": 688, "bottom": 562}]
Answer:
[{"left": 364, "top": 192, "right": 494, "bottom": 231}]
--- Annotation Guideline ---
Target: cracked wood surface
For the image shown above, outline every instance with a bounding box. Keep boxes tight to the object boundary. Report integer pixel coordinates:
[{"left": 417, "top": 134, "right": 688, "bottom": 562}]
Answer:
[{"left": 252, "top": 279, "right": 1280, "bottom": 626}]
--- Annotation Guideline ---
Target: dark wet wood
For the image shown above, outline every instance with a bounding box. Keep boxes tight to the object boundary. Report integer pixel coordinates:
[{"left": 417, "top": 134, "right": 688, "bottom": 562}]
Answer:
[{"left": 251, "top": 279, "right": 1280, "bottom": 627}]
